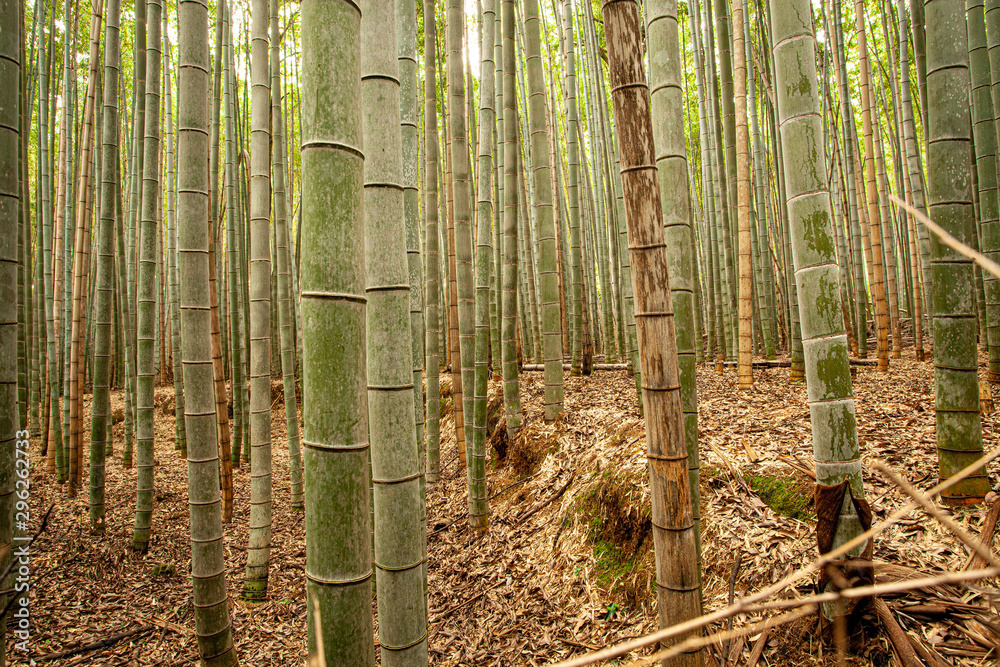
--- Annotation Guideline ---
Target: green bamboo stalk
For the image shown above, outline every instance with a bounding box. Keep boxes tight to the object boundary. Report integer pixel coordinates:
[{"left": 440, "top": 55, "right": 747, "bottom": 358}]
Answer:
[
  {"left": 0, "top": 0, "right": 20, "bottom": 646},
  {"left": 223, "top": 6, "right": 241, "bottom": 468},
  {"left": 398, "top": 0, "right": 425, "bottom": 460},
  {"left": 301, "top": 0, "right": 374, "bottom": 659},
  {"left": 243, "top": 0, "right": 273, "bottom": 600},
  {"left": 562, "top": 0, "right": 584, "bottom": 377},
  {"left": 926, "top": 0, "right": 991, "bottom": 503},
  {"left": 165, "top": 27, "right": 185, "bottom": 456},
  {"left": 425, "top": 0, "right": 442, "bottom": 485},
  {"left": 515, "top": 114, "right": 541, "bottom": 364},
  {"left": 974, "top": 0, "right": 1000, "bottom": 381},
  {"left": 522, "top": 0, "right": 562, "bottom": 417},
  {"left": 16, "top": 19, "right": 25, "bottom": 434},
  {"left": 176, "top": 0, "right": 238, "bottom": 660},
  {"left": 501, "top": 0, "right": 522, "bottom": 433},
  {"left": 831, "top": 0, "right": 868, "bottom": 359},
  {"left": 646, "top": 0, "right": 703, "bottom": 565},
  {"left": 471, "top": 0, "right": 497, "bottom": 530},
  {"left": 493, "top": 6, "right": 505, "bottom": 365},
  {"left": 90, "top": 0, "right": 120, "bottom": 534},
  {"left": 706, "top": 0, "right": 736, "bottom": 358},
  {"left": 770, "top": 0, "right": 868, "bottom": 603},
  {"left": 690, "top": 0, "right": 716, "bottom": 364},
  {"left": 127, "top": 0, "right": 146, "bottom": 440},
  {"left": 133, "top": 0, "right": 163, "bottom": 553},
  {"left": 746, "top": 10, "right": 774, "bottom": 359},
  {"left": 897, "top": 0, "right": 928, "bottom": 360},
  {"left": 270, "top": 0, "right": 302, "bottom": 512},
  {"left": 361, "top": 0, "right": 429, "bottom": 657}
]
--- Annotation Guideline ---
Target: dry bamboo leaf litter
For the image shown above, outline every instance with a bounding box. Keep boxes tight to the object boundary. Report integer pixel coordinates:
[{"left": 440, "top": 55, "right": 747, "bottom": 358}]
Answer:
[{"left": 15, "top": 351, "right": 1000, "bottom": 665}]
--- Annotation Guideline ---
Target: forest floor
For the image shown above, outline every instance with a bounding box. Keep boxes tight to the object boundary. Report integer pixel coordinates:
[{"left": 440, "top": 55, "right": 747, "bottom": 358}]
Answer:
[{"left": 13, "top": 349, "right": 1000, "bottom": 666}]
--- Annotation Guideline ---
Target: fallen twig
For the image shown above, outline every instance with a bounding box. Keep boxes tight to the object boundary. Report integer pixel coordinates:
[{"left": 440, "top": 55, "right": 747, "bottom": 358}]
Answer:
[
  {"left": 625, "top": 605, "right": 817, "bottom": 667},
  {"left": 518, "top": 473, "right": 575, "bottom": 523},
  {"left": 777, "top": 456, "right": 816, "bottom": 481},
  {"left": 965, "top": 498, "right": 1000, "bottom": 571},
  {"left": 908, "top": 635, "right": 951, "bottom": 667},
  {"left": 559, "top": 636, "right": 601, "bottom": 651},
  {"left": 722, "top": 554, "right": 743, "bottom": 665},
  {"left": 488, "top": 471, "right": 542, "bottom": 501},
  {"left": 36, "top": 624, "right": 154, "bottom": 662},
  {"left": 547, "top": 444, "right": 1000, "bottom": 667},
  {"left": 872, "top": 598, "right": 923, "bottom": 667},
  {"left": 143, "top": 615, "right": 196, "bottom": 636},
  {"left": 429, "top": 578, "right": 507, "bottom": 624},
  {"left": 892, "top": 194, "right": 1000, "bottom": 281},
  {"left": 874, "top": 462, "right": 1000, "bottom": 569},
  {"left": 745, "top": 626, "right": 770, "bottom": 667}
]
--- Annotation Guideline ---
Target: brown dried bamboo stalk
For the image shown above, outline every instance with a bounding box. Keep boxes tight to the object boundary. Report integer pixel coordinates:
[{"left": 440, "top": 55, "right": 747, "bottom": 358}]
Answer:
[
  {"left": 67, "top": 3, "right": 103, "bottom": 496},
  {"left": 854, "top": 0, "right": 890, "bottom": 370},
  {"left": 602, "top": 1, "right": 702, "bottom": 663},
  {"left": 734, "top": 0, "right": 752, "bottom": 389}
]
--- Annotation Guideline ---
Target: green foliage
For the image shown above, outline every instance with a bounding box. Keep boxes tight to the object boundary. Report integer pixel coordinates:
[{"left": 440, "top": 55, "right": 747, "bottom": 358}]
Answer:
[
  {"left": 743, "top": 473, "right": 814, "bottom": 521},
  {"left": 572, "top": 473, "right": 654, "bottom": 609},
  {"left": 151, "top": 562, "right": 177, "bottom": 577}
]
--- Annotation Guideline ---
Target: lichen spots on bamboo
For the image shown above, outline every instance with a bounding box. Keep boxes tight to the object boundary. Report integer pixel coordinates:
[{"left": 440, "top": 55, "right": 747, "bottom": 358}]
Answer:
[
  {"left": 805, "top": 339, "right": 853, "bottom": 400},
  {"left": 799, "top": 208, "right": 837, "bottom": 260}
]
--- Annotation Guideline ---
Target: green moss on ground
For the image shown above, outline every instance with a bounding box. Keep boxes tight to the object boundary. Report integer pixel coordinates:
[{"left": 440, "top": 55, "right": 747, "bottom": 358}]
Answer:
[
  {"left": 573, "top": 472, "right": 654, "bottom": 609},
  {"left": 743, "top": 473, "right": 814, "bottom": 521}
]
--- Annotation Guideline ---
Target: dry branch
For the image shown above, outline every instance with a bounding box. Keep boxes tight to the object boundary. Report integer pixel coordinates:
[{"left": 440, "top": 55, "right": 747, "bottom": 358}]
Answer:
[
  {"left": 873, "top": 598, "right": 923, "bottom": 667},
  {"left": 36, "top": 625, "right": 154, "bottom": 662},
  {"left": 964, "top": 499, "right": 1000, "bottom": 571},
  {"left": 892, "top": 194, "right": 1000, "bottom": 281},
  {"left": 874, "top": 462, "right": 1000, "bottom": 569},
  {"left": 624, "top": 606, "right": 817, "bottom": 667},
  {"left": 547, "top": 448, "right": 1000, "bottom": 667}
]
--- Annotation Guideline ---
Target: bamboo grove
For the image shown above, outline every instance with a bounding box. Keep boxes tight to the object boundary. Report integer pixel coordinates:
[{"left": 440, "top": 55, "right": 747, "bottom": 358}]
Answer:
[{"left": 1, "top": 0, "right": 998, "bottom": 662}]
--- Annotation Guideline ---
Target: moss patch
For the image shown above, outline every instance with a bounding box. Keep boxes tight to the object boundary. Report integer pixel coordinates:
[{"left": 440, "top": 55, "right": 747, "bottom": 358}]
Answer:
[
  {"left": 574, "top": 473, "right": 654, "bottom": 610},
  {"left": 744, "top": 473, "right": 814, "bottom": 521},
  {"left": 438, "top": 378, "right": 453, "bottom": 417}
]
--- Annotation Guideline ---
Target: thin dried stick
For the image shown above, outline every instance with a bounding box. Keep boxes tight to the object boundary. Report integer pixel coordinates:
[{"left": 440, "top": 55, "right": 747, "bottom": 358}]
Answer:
[
  {"left": 555, "top": 569, "right": 1000, "bottom": 667},
  {"left": 547, "top": 445, "right": 1000, "bottom": 667},
  {"left": 624, "top": 606, "right": 817, "bottom": 667},
  {"left": 965, "top": 500, "right": 1000, "bottom": 571},
  {"left": 872, "top": 598, "right": 923, "bottom": 667},
  {"left": 723, "top": 554, "right": 744, "bottom": 665},
  {"left": 724, "top": 567, "right": 999, "bottom": 616},
  {"left": 891, "top": 194, "right": 1000, "bottom": 281},
  {"left": 874, "top": 462, "right": 1000, "bottom": 569}
]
